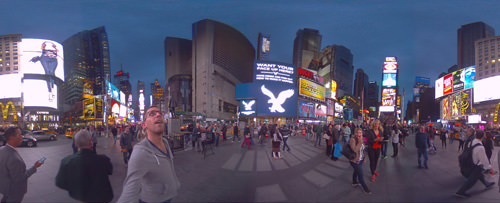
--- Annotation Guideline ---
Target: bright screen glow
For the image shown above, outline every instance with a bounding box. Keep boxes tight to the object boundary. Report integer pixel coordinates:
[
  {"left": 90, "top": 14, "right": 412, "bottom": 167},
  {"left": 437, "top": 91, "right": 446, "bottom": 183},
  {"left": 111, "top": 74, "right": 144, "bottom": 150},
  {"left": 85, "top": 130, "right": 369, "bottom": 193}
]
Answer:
[
  {"left": 21, "top": 39, "right": 64, "bottom": 81},
  {"left": 23, "top": 80, "right": 58, "bottom": 109},
  {"left": 435, "top": 78, "right": 443, "bottom": 99},
  {"left": 382, "top": 73, "right": 397, "bottom": 87},
  {"left": 383, "top": 61, "right": 398, "bottom": 73},
  {"left": 379, "top": 106, "right": 395, "bottom": 112},
  {"left": 0, "top": 74, "right": 22, "bottom": 99},
  {"left": 474, "top": 75, "right": 500, "bottom": 103},
  {"left": 119, "top": 104, "right": 127, "bottom": 118},
  {"left": 468, "top": 114, "right": 481, "bottom": 124}
]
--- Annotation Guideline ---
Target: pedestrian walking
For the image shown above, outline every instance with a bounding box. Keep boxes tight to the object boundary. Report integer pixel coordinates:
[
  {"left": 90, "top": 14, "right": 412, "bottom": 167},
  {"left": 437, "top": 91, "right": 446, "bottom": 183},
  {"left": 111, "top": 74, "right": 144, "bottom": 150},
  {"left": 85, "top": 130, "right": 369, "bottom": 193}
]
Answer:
[
  {"left": 366, "top": 119, "right": 384, "bottom": 182},
  {"left": 314, "top": 123, "right": 322, "bottom": 147},
  {"left": 118, "top": 106, "right": 180, "bottom": 203},
  {"left": 112, "top": 125, "right": 118, "bottom": 144},
  {"left": 483, "top": 131, "right": 494, "bottom": 163},
  {"left": 120, "top": 126, "right": 135, "bottom": 166},
  {"left": 440, "top": 129, "right": 447, "bottom": 149},
  {"left": 232, "top": 123, "right": 241, "bottom": 142},
  {"left": 0, "top": 127, "right": 44, "bottom": 202},
  {"left": 391, "top": 125, "right": 400, "bottom": 158},
  {"left": 455, "top": 130, "right": 496, "bottom": 198},
  {"left": 192, "top": 123, "right": 202, "bottom": 152},
  {"left": 349, "top": 128, "right": 371, "bottom": 194},
  {"left": 56, "top": 130, "right": 113, "bottom": 202},
  {"left": 282, "top": 125, "right": 291, "bottom": 151},
  {"left": 415, "top": 125, "right": 430, "bottom": 169},
  {"left": 458, "top": 128, "right": 466, "bottom": 152},
  {"left": 271, "top": 125, "right": 283, "bottom": 159},
  {"left": 90, "top": 125, "right": 98, "bottom": 154},
  {"left": 242, "top": 123, "right": 251, "bottom": 149},
  {"left": 342, "top": 123, "right": 351, "bottom": 147}
]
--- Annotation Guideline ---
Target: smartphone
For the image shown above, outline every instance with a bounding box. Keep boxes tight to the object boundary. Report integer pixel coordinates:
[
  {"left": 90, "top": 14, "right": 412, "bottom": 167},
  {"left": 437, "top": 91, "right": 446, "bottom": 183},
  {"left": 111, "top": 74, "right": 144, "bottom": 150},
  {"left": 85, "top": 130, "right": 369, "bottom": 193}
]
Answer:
[{"left": 39, "top": 157, "right": 46, "bottom": 163}]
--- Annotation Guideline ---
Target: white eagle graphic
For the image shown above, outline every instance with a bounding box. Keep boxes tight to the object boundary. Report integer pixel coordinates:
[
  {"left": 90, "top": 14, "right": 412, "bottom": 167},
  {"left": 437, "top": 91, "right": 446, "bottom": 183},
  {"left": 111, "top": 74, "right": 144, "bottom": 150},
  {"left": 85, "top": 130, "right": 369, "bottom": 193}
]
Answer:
[
  {"left": 242, "top": 100, "right": 255, "bottom": 110},
  {"left": 261, "top": 85, "right": 294, "bottom": 113}
]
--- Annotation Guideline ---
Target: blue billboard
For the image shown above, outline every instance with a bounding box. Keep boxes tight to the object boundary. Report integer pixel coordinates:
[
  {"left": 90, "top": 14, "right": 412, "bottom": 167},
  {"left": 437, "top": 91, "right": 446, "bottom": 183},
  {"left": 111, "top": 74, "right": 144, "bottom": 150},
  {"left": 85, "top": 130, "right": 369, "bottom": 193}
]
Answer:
[
  {"left": 382, "top": 73, "right": 397, "bottom": 87},
  {"left": 463, "top": 66, "right": 475, "bottom": 89},
  {"left": 106, "top": 80, "right": 120, "bottom": 102},
  {"left": 299, "top": 100, "right": 315, "bottom": 118},
  {"left": 239, "top": 99, "right": 256, "bottom": 116}
]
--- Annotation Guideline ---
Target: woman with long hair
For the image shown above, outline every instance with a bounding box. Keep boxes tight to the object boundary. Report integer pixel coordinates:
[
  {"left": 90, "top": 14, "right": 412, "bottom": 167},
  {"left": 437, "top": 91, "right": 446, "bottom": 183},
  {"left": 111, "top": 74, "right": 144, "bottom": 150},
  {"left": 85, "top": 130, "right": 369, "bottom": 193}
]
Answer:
[
  {"left": 271, "top": 125, "right": 283, "bottom": 159},
  {"left": 366, "top": 119, "right": 384, "bottom": 182},
  {"left": 349, "top": 128, "right": 371, "bottom": 194},
  {"left": 391, "top": 125, "right": 400, "bottom": 158},
  {"left": 483, "top": 131, "right": 494, "bottom": 163}
]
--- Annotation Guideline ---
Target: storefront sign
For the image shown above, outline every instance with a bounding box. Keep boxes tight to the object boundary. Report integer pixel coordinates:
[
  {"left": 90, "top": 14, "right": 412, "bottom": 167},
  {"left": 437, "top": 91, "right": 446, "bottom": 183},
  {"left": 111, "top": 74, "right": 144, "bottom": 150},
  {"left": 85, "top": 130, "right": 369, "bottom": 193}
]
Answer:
[{"left": 299, "top": 78, "right": 325, "bottom": 101}]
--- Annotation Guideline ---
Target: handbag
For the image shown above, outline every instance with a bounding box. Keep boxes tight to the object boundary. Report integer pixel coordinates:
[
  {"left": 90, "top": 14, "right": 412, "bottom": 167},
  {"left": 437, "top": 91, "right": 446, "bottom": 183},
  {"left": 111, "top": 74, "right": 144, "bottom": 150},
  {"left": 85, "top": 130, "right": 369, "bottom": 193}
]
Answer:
[
  {"left": 333, "top": 142, "right": 342, "bottom": 158},
  {"left": 323, "top": 133, "right": 330, "bottom": 140},
  {"left": 341, "top": 144, "right": 356, "bottom": 160}
]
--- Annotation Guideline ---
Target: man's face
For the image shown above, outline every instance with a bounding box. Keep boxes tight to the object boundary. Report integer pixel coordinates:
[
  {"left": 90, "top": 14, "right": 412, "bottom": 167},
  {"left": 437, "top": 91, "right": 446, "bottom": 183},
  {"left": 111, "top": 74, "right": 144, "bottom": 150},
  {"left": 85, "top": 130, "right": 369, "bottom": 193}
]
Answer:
[
  {"left": 143, "top": 107, "right": 164, "bottom": 135},
  {"left": 9, "top": 129, "right": 23, "bottom": 147}
]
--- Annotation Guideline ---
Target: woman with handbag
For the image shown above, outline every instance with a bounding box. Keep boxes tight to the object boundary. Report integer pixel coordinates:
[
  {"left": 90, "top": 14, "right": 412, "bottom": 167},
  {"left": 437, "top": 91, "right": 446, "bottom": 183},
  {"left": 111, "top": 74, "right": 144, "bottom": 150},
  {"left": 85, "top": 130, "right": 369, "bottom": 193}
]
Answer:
[
  {"left": 349, "top": 128, "right": 371, "bottom": 194},
  {"left": 271, "top": 125, "right": 283, "bottom": 159},
  {"left": 366, "top": 119, "right": 384, "bottom": 182}
]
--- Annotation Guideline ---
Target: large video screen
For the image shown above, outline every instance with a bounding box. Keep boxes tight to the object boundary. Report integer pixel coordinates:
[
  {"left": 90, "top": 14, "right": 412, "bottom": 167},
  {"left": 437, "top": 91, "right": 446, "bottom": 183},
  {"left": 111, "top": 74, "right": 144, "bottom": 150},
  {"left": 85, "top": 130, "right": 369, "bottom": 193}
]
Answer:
[
  {"left": 299, "top": 101, "right": 315, "bottom": 118},
  {"left": 21, "top": 39, "right": 64, "bottom": 109},
  {"left": 435, "top": 78, "right": 443, "bottom": 99},
  {"left": 106, "top": 80, "right": 120, "bottom": 101},
  {"left": 254, "top": 61, "right": 295, "bottom": 84},
  {"left": 299, "top": 78, "right": 325, "bottom": 101},
  {"left": 381, "top": 88, "right": 396, "bottom": 106},
  {"left": 474, "top": 75, "right": 500, "bottom": 103},
  {"left": 240, "top": 99, "right": 256, "bottom": 116},
  {"left": 382, "top": 73, "right": 397, "bottom": 87},
  {"left": 435, "top": 66, "right": 475, "bottom": 99},
  {"left": 315, "top": 104, "right": 327, "bottom": 120},
  {"left": 0, "top": 74, "right": 22, "bottom": 99},
  {"left": 383, "top": 59, "right": 398, "bottom": 74},
  {"left": 23, "top": 80, "right": 58, "bottom": 109}
]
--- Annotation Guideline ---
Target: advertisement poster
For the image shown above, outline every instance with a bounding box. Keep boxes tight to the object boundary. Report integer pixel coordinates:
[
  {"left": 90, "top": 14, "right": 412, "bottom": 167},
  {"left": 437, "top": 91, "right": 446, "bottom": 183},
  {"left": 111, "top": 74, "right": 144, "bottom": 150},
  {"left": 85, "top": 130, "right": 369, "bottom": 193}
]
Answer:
[
  {"left": 106, "top": 80, "right": 120, "bottom": 102},
  {"left": 452, "top": 69, "right": 464, "bottom": 92},
  {"left": 111, "top": 100, "right": 120, "bottom": 115},
  {"left": 299, "top": 78, "right": 325, "bottom": 101},
  {"left": 95, "top": 98, "right": 103, "bottom": 119},
  {"left": 326, "top": 99, "right": 334, "bottom": 116},
  {"left": 83, "top": 98, "right": 95, "bottom": 120},
  {"left": 240, "top": 99, "right": 256, "bottom": 116},
  {"left": 299, "top": 101, "right": 315, "bottom": 118},
  {"left": 315, "top": 104, "right": 327, "bottom": 120},
  {"left": 383, "top": 61, "right": 398, "bottom": 73},
  {"left": 441, "top": 97, "right": 449, "bottom": 120},
  {"left": 330, "top": 80, "right": 337, "bottom": 100},
  {"left": 463, "top": 66, "right": 475, "bottom": 89},
  {"left": 451, "top": 92, "right": 461, "bottom": 117},
  {"left": 381, "top": 88, "right": 396, "bottom": 106},
  {"left": 443, "top": 74, "right": 453, "bottom": 96},
  {"left": 254, "top": 61, "right": 295, "bottom": 84},
  {"left": 435, "top": 78, "right": 443, "bottom": 99},
  {"left": 473, "top": 75, "right": 500, "bottom": 103},
  {"left": 382, "top": 73, "right": 397, "bottom": 87},
  {"left": 0, "top": 74, "right": 22, "bottom": 99},
  {"left": 461, "top": 89, "right": 471, "bottom": 115},
  {"left": 21, "top": 39, "right": 64, "bottom": 108}
]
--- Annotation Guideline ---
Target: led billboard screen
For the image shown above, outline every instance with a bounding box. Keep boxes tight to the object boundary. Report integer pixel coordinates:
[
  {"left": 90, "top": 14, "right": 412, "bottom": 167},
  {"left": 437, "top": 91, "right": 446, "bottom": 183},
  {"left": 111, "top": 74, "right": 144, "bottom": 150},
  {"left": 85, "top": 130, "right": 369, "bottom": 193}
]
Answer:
[
  {"left": 299, "top": 101, "right": 315, "bottom": 118},
  {"left": 474, "top": 75, "right": 500, "bottom": 103},
  {"left": 254, "top": 61, "right": 295, "bottom": 84},
  {"left": 441, "top": 97, "right": 449, "bottom": 120},
  {"left": 299, "top": 78, "right": 325, "bottom": 101},
  {"left": 443, "top": 73, "right": 453, "bottom": 96},
  {"left": 256, "top": 83, "right": 297, "bottom": 117},
  {"left": 452, "top": 69, "right": 464, "bottom": 92},
  {"left": 120, "top": 91, "right": 126, "bottom": 105},
  {"left": 119, "top": 104, "right": 127, "bottom": 118},
  {"left": 379, "top": 106, "right": 395, "bottom": 112},
  {"left": 326, "top": 99, "right": 334, "bottom": 116},
  {"left": 315, "top": 104, "right": 327, "bottom": 120},
  {"left": 106, "top": 80, "right": 120, "bottom": 101},
  {"left": 240, "top": 99, "right": 256, "bottom": 116},
  {"left": 83, "top": 98, "right": 95, "bottom": 120},
  {"left": 463, "top": 66, "right": 475, "bottom": 89},
  {"left": 21, "top": 39, "right": 64, "bottom": 109},
  {"left": 331, "top": 80, "right": 337, "bottom": 100},
  {"left": 450, "top": 92, "right": 461, "bottom": 117},
  {"left": 111, "top": 100, "right": 120, "bottom": 115},
  {"left": 461, "top": 89, "right": 471, "bottom": 115},
  {"left": 468, "top": 114, "right": 481, "bottom": 124},
  {"left": 382, "top": 73, "right": 397, "bottom": 87},
  {"left": 383, "top": 61, "right": 398, "bottom": 73},
  {"left": 416, "top": 77, "right": 430, "bottom": 85},
  {"left": 381, "top": 88, "right": 396, "bottom": 106},
  {"left": 0, "top": 74, "right": 22, "bottom": 99},
  {"left": 435, "top": 78, "right": 443, "bottom": 99}
]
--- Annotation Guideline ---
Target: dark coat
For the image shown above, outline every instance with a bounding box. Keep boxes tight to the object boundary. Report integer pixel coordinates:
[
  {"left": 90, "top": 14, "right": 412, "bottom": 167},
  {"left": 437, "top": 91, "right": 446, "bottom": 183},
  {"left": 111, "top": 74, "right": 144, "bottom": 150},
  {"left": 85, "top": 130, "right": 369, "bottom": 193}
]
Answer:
[
  {"left": 55, "top": 149, "right": 113, "bottom": 202},
  {"left": 366, "top": 129, "right": 381, "bottom": 149},
  {"left": 415, "top": 132, "right": 430, "bottom": 149}
]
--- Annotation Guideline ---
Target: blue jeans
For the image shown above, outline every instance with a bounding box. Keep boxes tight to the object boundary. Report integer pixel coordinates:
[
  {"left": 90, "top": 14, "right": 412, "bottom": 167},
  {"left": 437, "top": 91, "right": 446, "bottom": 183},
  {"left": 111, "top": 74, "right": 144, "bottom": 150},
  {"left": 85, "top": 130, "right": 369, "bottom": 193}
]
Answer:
[
  {"left": 282, "top": 137, "right": 290, "bottom": 151},
  {"left": 381, "top": 141, "right": 388, "bottom": 157},
  {"left": 315, "top": 133, "right": 321, "bottom": 146},
  {"left": 350, "top": 160, "right": 369, "bottom": 191},
  {"left": 417, "top": 148, "right": 428, "bottom": 167},
  {"left": 306, "top": 132, "right": 310, "bottom": 140},
  {"left": 214, "top": 135, "right": 219, "bottom": 146}
]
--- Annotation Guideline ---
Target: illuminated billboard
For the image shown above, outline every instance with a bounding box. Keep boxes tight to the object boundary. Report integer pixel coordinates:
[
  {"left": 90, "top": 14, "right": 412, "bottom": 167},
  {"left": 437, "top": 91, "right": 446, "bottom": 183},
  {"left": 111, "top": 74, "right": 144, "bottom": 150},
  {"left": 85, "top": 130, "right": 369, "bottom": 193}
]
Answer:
[
  {"left": 474, "top": 75, "right": 500, "bottom": 103},
  {"left": 326, "top": 99, "right": 334, "bottom": 116},
  {"left": 382, "top": 73, "right": 397, "bottom": 87},
  {"left": 381, "top": 88, "right": 396, "bottom": 106},
  {"left": 416, "top": 77, "right": 430, "bottom": 85},
  {"left": 443, "top": 74, "right": 453, "bottom": 96},
  {"left": 256, "top": 83, "right": 297, "bottom": 117},
  {"left": 83, "top": 98, "right": 95, "bottom": 120},
  {"left": 331, "top": 80, "right": 337, "bottom": 100},
  {"left": 299, "top": 78, "right": 325, "bottom": 101},
  {"left": 452, "top": 69, "right": 464, "bottom": 91},
  {"left": 461, "top": 89, "right": 471, "bottom": 115},
  {"left": 315, "top": 104, "right": 327, "bottom": 120},
  {"left": 463, "top": 66, "right": 475, "bottom": 89},
  {"left": 379, "top": 106, "right": 395, "bottom": 112},
  {"left": 441, "top": 97, "right": 449, "bottom": 120},
  {"left": 0, "top": 74, "right": 22, "bottom": 99},
  {"left": 111, "top": 100, "right": 120, "bottom": 115},
  {"left": 383, "top": 57, "right": 397, "bottom": 73},
  {"left": 21, "top": 39, "right": 64, "bottom": 109},
  {"left": 240, "top": 99, "right": 256, "bottom": 116},
  {"left": 83, "top": 80, "right": 94, "bottom": 99},
  {"left": 120, "top": 91, "right": 126, "bottom": 105},
  {"left": 450, "top": 92, "right": 461, "bottom": 117},
  {"left": 299, "top": 101, "right": 315, "bottom": 118},
  {"left": 106, "top": 80, "right": 120, "bottom": 102},
  {"left": 254, "top": 61, "right": 295, "bottom": 84},
  {"left": 119, "top": 104, "right": 127, "bottom": 118},
  {"left": 435, "top": 78, "right": 443, "bottom": 99},
  {"left": 139, "top": 91, "right": 145, "bottom": 111}
]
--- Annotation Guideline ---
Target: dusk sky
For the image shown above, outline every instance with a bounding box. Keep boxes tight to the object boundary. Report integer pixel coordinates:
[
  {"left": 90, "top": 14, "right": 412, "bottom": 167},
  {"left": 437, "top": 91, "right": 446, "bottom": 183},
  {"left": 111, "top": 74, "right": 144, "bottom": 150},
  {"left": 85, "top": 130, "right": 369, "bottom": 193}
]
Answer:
[{"left": 3, "top": 0, "right": 500, "bottom": 111}]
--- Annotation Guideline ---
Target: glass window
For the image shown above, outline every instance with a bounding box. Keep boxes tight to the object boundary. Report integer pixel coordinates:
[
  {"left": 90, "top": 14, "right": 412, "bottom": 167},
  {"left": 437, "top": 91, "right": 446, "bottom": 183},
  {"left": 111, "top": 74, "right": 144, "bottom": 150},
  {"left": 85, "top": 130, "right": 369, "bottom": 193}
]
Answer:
[
  {"left": 486, "top": 71, "right": 489, "bottom": 74},
  {"left": 13, "top": 66, "right": 18, "bottom": 70},
  {"left": 6, "top": 67, "right": 10, "bottom": 71},
  {"left": 0, "top": 67, "right": 2, "bottom": 72}
]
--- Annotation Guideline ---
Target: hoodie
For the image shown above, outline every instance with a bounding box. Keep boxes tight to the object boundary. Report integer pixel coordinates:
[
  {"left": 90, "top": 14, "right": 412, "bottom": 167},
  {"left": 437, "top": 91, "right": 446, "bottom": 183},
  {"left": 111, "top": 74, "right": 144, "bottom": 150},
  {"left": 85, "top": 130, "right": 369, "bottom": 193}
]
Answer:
[{"left": 117, "top": 137, "right": 180, "bottom": 203}]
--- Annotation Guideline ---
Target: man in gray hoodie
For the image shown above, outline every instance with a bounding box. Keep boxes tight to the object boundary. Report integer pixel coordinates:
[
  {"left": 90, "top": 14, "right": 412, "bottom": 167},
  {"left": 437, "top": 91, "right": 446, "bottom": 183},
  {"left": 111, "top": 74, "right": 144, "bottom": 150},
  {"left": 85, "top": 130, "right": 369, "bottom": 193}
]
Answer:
[{"left": 118, "top": 105, "right": 180, "bottom": 203}]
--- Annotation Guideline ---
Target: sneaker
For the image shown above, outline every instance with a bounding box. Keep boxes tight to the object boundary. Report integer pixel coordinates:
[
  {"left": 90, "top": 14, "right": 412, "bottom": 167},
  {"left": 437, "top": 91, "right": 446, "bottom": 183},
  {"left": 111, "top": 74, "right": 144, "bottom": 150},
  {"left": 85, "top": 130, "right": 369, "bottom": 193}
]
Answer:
[
  {"left": 352, "top": 183, "right": 361, "bottom": 187},
  {"left": 485, "top": 182, "right": 495, "bottom": 189},
  {"left": 383, "top": 156, "right": 388, "bottom": 159},
  {"left": 362, "top": 187, "right": 372, "bottom": 194},
  {"left": 454, "top": 193, "right": 470, "bottom": 198},
  {"left": 370, "top": 175, "right": 375, "bottom": 182},
  {"left": 374, "top": 171, "right": 379, "bottom": 176}
]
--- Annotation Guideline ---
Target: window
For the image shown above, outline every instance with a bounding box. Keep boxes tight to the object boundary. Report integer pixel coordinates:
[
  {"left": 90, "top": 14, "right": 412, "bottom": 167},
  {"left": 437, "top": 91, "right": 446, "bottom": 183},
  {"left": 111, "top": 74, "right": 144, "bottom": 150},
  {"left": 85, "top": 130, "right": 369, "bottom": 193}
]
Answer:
[
  {"left": 486, "top": 71, "right": 489, "bottom": 74},
  {"left": 5, "top": 53, "right": 9, "bottom": 56},
  {"left": 0, "top": 67, "right": 2, "bottom": 72},
  {"left": 13, "top": 57, "right": 17, "bottom": 60},
  {"left": 5, "top": 62, "right": 9, "bottom": 66},
  {"left": 6, "top": 67, "right": 10, "bottom": 71},
  {"left": 478, "top": 73, "right": 483, "bottom": 77},
  {"left": 13, "top": 62, "right": 17, "bottom": 65},
  {"left": 13, "top": 66, "right": 18, "bottom": 70},
  {"left": 486, "top": 65, "right": 489, "bottom": 69}
]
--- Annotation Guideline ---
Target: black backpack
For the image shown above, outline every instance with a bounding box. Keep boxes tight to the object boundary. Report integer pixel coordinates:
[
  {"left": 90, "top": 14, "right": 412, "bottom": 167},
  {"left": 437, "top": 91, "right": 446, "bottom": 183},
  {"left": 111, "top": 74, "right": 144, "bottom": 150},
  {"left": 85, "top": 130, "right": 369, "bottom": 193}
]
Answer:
[{"left": 458, "top": 143, "right": 481, "bottom": 177}]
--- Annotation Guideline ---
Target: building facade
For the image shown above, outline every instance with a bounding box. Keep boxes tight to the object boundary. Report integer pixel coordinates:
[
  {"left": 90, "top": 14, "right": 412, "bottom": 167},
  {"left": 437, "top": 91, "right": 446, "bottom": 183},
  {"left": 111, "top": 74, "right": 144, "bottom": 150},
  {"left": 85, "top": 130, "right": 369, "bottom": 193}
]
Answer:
[
  {"left": 366, "top": 81, "right": 379, "bottom": 118},
  {"left": 62, "top": 26, "right": 110, "bottom": 106},
  {"left": 192, "top": 19, "right": 255, "bottom": 120},
  {"left": 292, "top": 28, "right": 322, "bottom": 70},
  {"left": 353, "top": 68, "right": 369, "bottom": 105},
  {"left": 318, "top": 45, "right": 354, "bottom": 98},
  {"left": 0, "top": 34, "right": 22, "bottom": 126},
  {"left": 164, "top": 37, "right": 193, "bottom": 114},
  {"left": 457, "top": 22, "right": 495, "bottom": 69}
]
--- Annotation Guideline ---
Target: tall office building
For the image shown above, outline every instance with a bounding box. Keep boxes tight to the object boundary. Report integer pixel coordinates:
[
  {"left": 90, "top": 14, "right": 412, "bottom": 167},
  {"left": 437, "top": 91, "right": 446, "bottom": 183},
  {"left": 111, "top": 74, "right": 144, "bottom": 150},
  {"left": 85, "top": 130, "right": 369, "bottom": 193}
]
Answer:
[
  {"left": 293, "top": 28, "right": 322, "bottom": 70},
  {"left": 0, "top": 34, "right": 22, "bottom": 75},
  {"left": 0, "top": 34, "right": 22, "bottom": 125},
  {"left": 62, "top": 26, "right": 110, "bottom": 106},
  {"left": 318, "top": 45, "right": 354, "bottom": 98},
  {"left": 353, "top": 69, "right": 369, "bottom": 102},
  {"left": 192, "top": 19, "right": 255, "bottom": 119},
  {"left": 164, "top": 37, "right": 193, "bottom": 113},
  {"left": 114, "top": 65, "right": 130, "bottom": 88},
  {"left": 475, "top": 35, "right": 500, "bottom": 80},
  {"left": 457, "top": 22, "right": 494, "bottom": 69},
  {"left": 366, "top": 81, "right": 379, "bottom": 118},
  {"left": 257, "top": 33, "right": 271, "bottom": 61}
]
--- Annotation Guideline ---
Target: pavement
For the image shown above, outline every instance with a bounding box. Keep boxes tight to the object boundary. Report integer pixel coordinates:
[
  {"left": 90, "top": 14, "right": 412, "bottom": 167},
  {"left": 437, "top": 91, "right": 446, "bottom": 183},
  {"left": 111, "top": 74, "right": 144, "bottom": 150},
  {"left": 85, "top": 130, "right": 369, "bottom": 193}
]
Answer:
[{"left": 12, "top": 131, "right": 500, "bottom": 202}]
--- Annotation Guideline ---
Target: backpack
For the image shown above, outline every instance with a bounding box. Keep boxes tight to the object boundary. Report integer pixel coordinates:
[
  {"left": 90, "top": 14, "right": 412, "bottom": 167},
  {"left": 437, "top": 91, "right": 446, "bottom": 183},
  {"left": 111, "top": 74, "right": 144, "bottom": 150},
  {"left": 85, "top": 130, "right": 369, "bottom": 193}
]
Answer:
[{"left": 458, "top": 143, "right": 481, "bottom": 177}]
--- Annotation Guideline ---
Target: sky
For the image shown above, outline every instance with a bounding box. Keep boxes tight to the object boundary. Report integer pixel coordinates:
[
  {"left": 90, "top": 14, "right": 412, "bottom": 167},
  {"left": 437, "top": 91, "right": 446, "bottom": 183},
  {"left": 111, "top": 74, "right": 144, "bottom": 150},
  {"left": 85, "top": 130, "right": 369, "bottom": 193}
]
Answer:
[{"left": 3, "top": 0, "right": 500, "bottom": 114}]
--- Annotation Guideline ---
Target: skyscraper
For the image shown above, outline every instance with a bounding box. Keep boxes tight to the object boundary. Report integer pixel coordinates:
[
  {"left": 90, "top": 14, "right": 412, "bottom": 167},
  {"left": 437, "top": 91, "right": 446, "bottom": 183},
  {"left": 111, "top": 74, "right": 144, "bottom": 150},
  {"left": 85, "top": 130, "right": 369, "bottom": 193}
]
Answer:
[
  {"left": 353, "top": 69, "right": 369, "bottom": 102},
  {"left": 457, "top": 22, "right": 495, "bottom": 69},
  {"left": 293, "top": 28, "right": 322, "bottom": 70},
  {"left": 366, "top": 81, "right": 379, "bottom": 118},
  {"left": 318, "top": 45, "right": 354, "bottom": 98},
  {"left": 62, "top": 26, "right": 110, "bottom": 106}
]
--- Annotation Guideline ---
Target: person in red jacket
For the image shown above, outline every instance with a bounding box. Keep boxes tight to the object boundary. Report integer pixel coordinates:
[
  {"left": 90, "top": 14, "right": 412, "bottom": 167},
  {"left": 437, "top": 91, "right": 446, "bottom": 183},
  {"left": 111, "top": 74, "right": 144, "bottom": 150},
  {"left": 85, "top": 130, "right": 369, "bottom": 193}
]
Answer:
[{"left": 365, "top": 119, "right": 384, "bottom": 182}]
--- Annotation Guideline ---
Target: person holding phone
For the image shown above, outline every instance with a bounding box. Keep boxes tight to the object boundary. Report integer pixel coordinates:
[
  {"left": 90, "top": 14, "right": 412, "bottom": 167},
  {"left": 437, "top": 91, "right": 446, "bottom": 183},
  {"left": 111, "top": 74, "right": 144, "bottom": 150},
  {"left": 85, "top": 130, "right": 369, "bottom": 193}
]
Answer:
[{"left": 0, "top": 127, "right": 44, "bottom": 202}]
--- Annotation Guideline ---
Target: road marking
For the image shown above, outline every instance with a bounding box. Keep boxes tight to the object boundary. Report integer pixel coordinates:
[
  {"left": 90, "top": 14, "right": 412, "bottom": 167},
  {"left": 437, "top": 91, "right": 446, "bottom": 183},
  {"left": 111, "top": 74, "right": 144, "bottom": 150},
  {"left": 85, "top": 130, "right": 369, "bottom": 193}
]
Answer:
[
  {"left": 238, "top": 150, "right": 256, "bottom": 171},
  {"left": 256, "top": 150, "right": 273, "bottom": 171},
  {"left": 303, "top": 170, "right": 333, "bottom": 188},
  {"left": 255, "top": 184, "right": 287, "bottom": 202},
  {"left": 222, "top": 153, "right": 242, "bottom": 170}
]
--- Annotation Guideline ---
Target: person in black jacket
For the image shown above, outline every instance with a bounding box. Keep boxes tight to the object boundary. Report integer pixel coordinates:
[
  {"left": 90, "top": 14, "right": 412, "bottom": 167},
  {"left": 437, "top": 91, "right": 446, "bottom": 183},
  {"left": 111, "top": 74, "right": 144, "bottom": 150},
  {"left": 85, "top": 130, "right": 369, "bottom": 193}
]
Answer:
[
  {"left": 365, "top": 119, "right": 384, "bottom": 182},
  {"left": 415, "top": 125, "right": 430, "bottom": 169}
]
